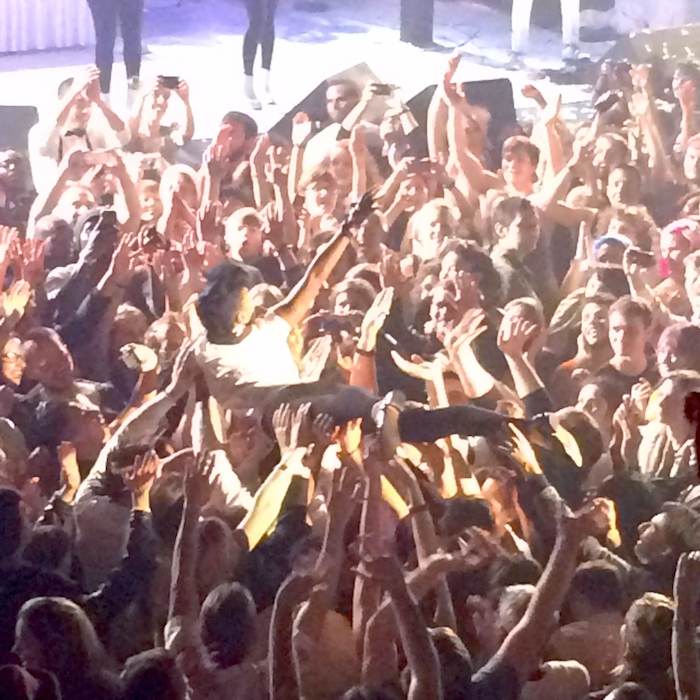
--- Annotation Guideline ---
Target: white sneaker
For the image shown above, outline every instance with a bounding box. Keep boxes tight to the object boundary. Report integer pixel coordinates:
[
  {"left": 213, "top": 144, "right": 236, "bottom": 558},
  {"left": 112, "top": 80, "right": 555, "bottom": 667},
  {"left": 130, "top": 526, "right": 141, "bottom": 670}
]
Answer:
[
  {"left": 261, "top": 69, "right": 276, "bottom": 105},
  {"left": 244, "top": 74, "right": 262, "bottom": 110}
]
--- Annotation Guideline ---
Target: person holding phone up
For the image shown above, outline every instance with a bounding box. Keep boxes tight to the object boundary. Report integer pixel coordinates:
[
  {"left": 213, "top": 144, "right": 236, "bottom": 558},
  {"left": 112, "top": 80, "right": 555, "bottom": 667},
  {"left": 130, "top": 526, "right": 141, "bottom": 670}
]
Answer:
[
  {"left": 27, "top": 67, "right": 130, "bottom": 195},
  {"left": 126, "top": 77, "right": 195, "bottom": 164}
]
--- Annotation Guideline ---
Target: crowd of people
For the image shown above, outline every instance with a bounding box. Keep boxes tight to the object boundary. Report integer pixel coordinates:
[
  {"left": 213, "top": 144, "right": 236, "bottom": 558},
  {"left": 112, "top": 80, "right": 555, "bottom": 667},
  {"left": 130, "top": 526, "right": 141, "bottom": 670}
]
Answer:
[{"left": 2, "top": 48, "right": 700, "bottom": 700}]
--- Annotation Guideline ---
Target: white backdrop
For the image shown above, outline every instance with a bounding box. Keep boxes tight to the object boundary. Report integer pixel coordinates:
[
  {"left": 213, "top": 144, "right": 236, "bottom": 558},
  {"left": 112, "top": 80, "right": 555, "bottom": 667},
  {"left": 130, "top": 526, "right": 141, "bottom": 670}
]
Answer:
[{"left": 0, "top": 0, "right": 95, "bottom": 53}]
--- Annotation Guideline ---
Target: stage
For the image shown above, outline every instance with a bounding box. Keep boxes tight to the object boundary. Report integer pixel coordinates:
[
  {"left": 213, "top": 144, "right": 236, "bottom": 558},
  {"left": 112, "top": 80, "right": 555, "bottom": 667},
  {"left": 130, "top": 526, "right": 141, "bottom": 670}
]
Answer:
[{"left": 0, "top": 0, "right": 612, "bottom": 140}]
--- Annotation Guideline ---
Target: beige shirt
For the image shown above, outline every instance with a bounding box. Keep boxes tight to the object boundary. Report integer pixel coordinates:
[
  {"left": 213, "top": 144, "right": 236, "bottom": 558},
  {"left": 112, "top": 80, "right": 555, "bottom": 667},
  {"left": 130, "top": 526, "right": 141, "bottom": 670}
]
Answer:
[{"left": 548, "top": 611, "right": 624, "bottom": 689}]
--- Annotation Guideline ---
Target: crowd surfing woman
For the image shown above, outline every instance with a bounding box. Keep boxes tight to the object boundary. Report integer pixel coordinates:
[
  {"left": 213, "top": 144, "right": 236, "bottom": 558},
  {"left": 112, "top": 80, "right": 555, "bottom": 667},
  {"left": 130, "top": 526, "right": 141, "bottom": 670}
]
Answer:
[{"left": 4, "top": 53, "right": 700, "bottom": 699}]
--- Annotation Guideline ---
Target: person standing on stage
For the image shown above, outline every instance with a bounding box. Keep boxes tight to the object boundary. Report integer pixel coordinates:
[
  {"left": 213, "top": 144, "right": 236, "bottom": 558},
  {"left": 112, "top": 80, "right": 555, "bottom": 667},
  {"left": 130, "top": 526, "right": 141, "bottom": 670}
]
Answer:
[
  {"left": 511, "top": 0, "right": 581, "bottom": 65},
  {"left": 86, "top": 0, "right": 145, "bottom": 102},
  {"left": 242, "top": 0, "right": 279, "bottom": 110}
]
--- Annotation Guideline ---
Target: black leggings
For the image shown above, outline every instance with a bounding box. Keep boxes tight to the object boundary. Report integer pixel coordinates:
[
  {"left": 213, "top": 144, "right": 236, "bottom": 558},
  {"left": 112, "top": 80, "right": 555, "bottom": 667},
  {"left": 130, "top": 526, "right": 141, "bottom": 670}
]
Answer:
[
  {"left": 242, "top": 0, "right": 279, "bottom": 76},
  {"left": 87, "top": 0, "right": 144, "bottom": 93},
  {"left": 260, "top": 382, "right": 515, "bottom": 443}
]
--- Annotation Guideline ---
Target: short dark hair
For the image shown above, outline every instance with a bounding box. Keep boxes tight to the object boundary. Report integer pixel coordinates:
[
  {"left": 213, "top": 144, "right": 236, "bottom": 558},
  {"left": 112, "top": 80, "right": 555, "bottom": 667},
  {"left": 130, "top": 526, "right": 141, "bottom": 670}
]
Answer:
[
  {"left": 570, "top": 561, "right": 624, "bottom": 612},
  {"left": 502, "top": 136, "right": 540, "bottom": 167},
  {"left": 438, "top": 496, "right": 494, "bottom": 537},
  {"left": 492, "top": 196, "right": 536, "bottom": 231},
  {"left": 196, "top": 261, "right": 252, "bottom": 340},
  {"left": 221, "top": 111, "right": 258, "bottom": 140},
  {"left": 200, "top": 582, "right": 256, "bottom": 668},
  {"left": 440, "top": 240, "right": 503, "bottom": 307},
  {"left": 22, "top": 525, "right": 72, "bottom": 572},
  {"left": 609, "top": 296, "right": 652, "bottom": 328},
  {"left": 121, "top": 648, "right": 186, "bottom": 700}
]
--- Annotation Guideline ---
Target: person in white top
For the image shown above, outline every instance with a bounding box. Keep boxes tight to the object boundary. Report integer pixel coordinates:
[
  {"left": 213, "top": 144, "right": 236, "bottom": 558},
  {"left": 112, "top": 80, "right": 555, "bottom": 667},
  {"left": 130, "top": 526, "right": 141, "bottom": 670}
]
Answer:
[
  {"left": 28, "top": 66, "right": 130, "bottom": 194},
  {"left": 194, "top": 196, "right": 541, "bottom": 448}
]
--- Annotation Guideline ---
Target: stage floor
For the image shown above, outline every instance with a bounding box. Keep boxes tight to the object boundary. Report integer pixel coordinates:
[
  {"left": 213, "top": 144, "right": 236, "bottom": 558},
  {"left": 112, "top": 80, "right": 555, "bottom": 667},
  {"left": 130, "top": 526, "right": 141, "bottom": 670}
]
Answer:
[{"left": 0, "top": 0, "right": 609, "bottom": 139}]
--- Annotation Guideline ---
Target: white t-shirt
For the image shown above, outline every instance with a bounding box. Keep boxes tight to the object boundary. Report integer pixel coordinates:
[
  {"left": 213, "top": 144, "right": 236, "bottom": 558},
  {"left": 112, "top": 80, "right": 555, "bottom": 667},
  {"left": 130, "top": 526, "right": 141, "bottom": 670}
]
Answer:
[{"left": 195, "top": 313, "right": 303, "bottom": 409}]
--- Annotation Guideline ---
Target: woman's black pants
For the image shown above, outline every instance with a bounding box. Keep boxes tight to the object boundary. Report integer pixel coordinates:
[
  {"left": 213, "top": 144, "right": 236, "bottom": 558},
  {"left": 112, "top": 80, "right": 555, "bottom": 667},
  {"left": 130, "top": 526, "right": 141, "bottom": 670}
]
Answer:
[
  {"left": 87, "top": 0, "right": 145, "bottom": 93},
  {"left": 242, "top": 0, "right": 279, "bottom": 76}
]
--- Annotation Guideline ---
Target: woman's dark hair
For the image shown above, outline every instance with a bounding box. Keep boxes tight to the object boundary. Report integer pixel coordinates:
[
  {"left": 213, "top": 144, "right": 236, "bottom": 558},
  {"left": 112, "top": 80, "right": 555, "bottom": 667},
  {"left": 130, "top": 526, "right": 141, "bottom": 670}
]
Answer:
[
  {"left": 569, "top": 561, "right": 625, "bottom": 612},
  {"left": 121, "top": 648, "right": 186, "bottom": 700},
  {"left": 196, "top": 261, "right": 252, "bottom": 340},
  {"left": 492, "top": 196, "right": 536, "bottom": 230},
  {"left": 199, "top": 582, "right": 256, "bottom": 668},
  {"left": 22, "top": 526, "right": 71, "bottom": 572}
]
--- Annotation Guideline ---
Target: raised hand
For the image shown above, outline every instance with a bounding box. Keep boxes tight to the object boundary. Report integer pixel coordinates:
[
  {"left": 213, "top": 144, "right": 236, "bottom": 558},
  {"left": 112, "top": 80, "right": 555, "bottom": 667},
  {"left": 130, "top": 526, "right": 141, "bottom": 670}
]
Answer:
[
  {"left": 497, "top": 315, "right": 538, "bottom": 358},
  {"left": 521, "top": 83, "right": 546, "bottom": 107},
  {"left": 357, "top": 287, "right": 394, "bottom": 353},
  {"left": 443, "top": 308, "right": 488, "bottom": 357},
  {"left": 18, "top": 240, "right": 46, "bottom": 287},
  {"left": 343, "top": 190, "right": 376, "bottom": 236},
  {"left": 197, "top": 201, "right": 223, "bottom": 244},
  {"left": 272, "top": 402, "right": 313, "bottom": 457},
  {"left": 291, "top": 112, "right": 313, "bottom": 147},
  {"left": 203, "top": 144, "right": 226, "bottom": 180},
  {"left": 391, "top": 350, "right": 449, "bottom": 382},
  {"left": 123, "top": 449, "right": 161, "bottom": 510},
  {"left": 184, "top": 450, "right": 215, "bottom": 509},
  {"left": 542, "top": 93, "right": 563, "bottom": 126},
  {"left": 0, "top": 280, "right": 32, "bottom": 321}
]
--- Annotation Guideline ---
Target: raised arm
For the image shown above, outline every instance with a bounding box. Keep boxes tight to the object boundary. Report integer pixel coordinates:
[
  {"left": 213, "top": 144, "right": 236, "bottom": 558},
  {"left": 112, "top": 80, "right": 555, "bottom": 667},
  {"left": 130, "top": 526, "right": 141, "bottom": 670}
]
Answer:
[
  {"left": 269, "top": 573, "right": 313, "bottom": 700},
  {"left": 363, "top": 556, "right": 442, "bottom": 700},
  {"left": 168, "top": 451, "right": 215, "bottom": 624},
  {"left": 273, "top": 194, "right": 372, "bottom": 327},
  {"left": 444, "top": 80, "right": 501, "bottom": 195},
  {"left": 488, "top": 500, "right": 608, "bottom": 684}
]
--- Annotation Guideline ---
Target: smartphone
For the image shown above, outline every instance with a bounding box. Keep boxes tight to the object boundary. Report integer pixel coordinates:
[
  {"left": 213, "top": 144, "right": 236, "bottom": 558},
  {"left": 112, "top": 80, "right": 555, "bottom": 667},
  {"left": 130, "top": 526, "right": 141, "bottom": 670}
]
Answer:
[
  {"left": 594, "top": 90, "right": 621, "bottom": 113},
  {"left": 371, "top": 82, "right": 397, "bottom": 96},
  {"left": 627, "top": 248, "right": 656, "bottom": 268},
  {"left": 158, "top": 75, "right": 180, "bottom": 90}
]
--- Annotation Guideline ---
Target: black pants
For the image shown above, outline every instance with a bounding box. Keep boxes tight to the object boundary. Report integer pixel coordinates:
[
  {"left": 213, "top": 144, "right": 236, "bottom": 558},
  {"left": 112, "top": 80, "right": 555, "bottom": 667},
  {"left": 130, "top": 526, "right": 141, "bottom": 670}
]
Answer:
[
  {"left": 242, "top": 0, "right": 278, "bottom": 76},
  {"left": 87, "top": 0, "right": 145, "bottom": 93},
  {"left": 260, "top": 382, "right": 515, "bottom": 443}
]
